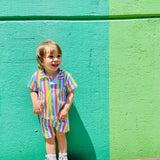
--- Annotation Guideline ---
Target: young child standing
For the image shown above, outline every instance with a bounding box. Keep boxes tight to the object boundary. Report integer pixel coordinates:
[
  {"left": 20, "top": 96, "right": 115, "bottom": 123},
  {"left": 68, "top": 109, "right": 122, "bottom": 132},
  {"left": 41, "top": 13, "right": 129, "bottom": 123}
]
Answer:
[{"left": 28, "top": 41, "right": 78, "bottom": 160}]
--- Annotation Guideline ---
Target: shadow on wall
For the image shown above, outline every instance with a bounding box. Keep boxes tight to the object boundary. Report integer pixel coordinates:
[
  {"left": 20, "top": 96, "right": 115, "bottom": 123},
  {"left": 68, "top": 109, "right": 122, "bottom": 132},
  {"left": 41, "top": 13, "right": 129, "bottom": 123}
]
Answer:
[
  {"left": 38, "top": 103, "right": 96, "bottom": 160},
  {"left": 67, "top": 103, "right": 96, "bottom": 160}
]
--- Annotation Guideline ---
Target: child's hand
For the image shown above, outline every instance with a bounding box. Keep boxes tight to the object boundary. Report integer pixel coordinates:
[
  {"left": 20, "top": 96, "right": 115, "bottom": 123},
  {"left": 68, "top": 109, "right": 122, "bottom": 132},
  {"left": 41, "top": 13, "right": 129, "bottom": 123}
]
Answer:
[
  {"left": 59, "top": 108, "right": 68, "bottom": 122},
  {"left": 58, "top": 90, "right": 74, "bottom": 122},
  {"left": 33, "top": 101, "right": 44, "bottom": 116}
]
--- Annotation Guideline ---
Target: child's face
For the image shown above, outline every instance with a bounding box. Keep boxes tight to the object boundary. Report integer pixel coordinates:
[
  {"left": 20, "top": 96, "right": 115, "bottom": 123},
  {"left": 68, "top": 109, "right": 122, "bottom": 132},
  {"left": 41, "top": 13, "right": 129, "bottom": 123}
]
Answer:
[{"left": 42, "top": 46, "right": 62, "bottom": 74}]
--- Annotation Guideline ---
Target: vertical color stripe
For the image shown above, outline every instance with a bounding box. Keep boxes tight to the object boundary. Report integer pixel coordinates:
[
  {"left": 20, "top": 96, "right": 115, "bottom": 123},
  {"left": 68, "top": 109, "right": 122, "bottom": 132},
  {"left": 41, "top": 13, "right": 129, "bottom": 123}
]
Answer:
[
  {"left": 43, "top": 77, "right": 47, "bottom": 119},
  {"left": 49, "top": 82, "right": 53, "bottom": 120},
  {"left": 55, "top": 84, "right": 58, "bottom": 117}
]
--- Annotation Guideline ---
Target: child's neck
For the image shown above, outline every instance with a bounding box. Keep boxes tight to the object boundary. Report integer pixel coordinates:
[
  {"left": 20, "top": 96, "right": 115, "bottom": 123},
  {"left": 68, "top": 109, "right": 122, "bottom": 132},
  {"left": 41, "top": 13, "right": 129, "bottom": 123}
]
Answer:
[{"left": 45, "top": 70, "right": 59, "bottom": 80}]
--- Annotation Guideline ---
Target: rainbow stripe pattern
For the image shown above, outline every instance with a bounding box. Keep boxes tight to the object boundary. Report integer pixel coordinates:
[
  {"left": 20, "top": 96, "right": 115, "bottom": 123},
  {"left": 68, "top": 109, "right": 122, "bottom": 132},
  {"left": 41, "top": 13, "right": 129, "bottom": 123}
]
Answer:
[
  {"left": 40, "top": 117, "right": 70, "bottom": 138},
  {"left": 28, "top": 69, "right": 78, "bottom": 137}
]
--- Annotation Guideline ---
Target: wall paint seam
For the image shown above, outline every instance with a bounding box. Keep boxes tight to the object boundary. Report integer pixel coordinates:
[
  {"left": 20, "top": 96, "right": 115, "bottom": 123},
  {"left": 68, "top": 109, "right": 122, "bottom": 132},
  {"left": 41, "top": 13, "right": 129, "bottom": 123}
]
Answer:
[{"left": 0, "top": 15, "right": 160, "bottom": 21}]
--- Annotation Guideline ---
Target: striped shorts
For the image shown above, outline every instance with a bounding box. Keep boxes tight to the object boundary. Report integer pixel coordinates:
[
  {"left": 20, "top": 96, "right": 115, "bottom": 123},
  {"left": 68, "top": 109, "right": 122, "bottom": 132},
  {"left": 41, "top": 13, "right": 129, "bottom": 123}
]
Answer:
[{"left": 40, "top": 117, "right": 70, "bottom": 139}]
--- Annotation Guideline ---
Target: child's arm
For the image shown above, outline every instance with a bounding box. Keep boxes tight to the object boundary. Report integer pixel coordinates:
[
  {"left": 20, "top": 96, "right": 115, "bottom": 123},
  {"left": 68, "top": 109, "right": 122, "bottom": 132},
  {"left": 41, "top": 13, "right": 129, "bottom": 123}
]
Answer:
[
  {"left": 30, "top": 90, "right": 44, "bottom": 116},
  {"left": 59, "top": 90, "right": 74, "bottom": 122}
]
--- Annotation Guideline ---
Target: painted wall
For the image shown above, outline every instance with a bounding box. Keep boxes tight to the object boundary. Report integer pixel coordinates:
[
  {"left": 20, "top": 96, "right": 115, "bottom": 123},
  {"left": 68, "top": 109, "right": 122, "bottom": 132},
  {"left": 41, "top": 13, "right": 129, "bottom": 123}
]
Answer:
[
  {"left": 109, "top": 19, "right": 160, "bottom": 160},
  {"left": 109, "top": 1, "right": 160, "bottom": 159},
  {"left": 0, "top": 1, "right": 160, "bottom": 160}
]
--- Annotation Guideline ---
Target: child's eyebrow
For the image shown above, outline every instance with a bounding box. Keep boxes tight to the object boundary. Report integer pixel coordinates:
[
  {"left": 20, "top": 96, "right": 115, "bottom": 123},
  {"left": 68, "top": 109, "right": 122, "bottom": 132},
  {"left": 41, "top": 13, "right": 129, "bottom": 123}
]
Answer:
[{"left": 50, "top": 50, "right": 56, "bottom": 54}]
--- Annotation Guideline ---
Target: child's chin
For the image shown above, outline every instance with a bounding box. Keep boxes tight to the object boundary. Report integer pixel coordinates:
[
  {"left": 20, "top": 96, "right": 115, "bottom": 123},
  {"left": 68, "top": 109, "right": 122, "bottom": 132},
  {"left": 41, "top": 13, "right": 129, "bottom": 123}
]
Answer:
[{"left": 53, "top": 67, "right": 60, "bottom": 71}]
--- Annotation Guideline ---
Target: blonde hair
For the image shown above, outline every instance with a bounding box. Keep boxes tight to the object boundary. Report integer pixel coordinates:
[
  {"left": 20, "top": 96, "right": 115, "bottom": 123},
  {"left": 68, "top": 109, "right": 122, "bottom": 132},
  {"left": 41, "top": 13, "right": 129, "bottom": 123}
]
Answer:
[{"left": 36, "top": 41, "right": 62, "bottom": 69}]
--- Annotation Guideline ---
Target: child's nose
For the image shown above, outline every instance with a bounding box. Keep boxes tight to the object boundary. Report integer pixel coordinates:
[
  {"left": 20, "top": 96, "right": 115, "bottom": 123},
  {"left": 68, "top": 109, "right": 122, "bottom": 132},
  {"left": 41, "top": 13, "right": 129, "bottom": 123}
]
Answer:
[{"left": 53, "top": 57, "right": 58, "bottom": 61}]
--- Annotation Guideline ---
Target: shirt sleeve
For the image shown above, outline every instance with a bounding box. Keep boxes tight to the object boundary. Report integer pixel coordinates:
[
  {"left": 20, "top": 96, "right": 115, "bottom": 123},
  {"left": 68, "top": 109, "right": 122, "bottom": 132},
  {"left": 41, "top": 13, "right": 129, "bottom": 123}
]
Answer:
[
  {"left": 27, "top": 72, "right": 38, "bottom": 92},
  {"left": 65, "top": 72, "right": 78, "bottom": 92}
]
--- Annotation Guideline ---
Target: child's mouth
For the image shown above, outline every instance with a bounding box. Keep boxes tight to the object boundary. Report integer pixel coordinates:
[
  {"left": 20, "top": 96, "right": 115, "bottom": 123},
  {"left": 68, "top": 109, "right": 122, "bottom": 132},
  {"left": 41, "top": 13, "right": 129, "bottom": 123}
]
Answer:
[{"left": 52, "top": 64, "right": 59, "bottom": 67}]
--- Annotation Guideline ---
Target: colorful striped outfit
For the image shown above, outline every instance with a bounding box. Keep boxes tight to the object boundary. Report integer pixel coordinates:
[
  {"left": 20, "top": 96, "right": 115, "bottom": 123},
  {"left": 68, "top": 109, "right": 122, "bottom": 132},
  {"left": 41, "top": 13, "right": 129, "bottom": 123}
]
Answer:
[{"left": 28, "top": 69, "right": 78, "bottom": 138}]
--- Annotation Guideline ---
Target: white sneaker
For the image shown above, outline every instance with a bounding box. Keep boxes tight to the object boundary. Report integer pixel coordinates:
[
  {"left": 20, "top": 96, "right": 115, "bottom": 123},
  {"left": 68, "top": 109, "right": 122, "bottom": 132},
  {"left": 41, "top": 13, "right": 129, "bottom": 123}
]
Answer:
[
  {"left": 58, "top": 153, "right": 68, "bottom": 160},
  {"left": 58, "top": 157, "right": 68, "bottom": 160},
  {"left": 45, "top": 154, "right": 57, "bottom": 160}
]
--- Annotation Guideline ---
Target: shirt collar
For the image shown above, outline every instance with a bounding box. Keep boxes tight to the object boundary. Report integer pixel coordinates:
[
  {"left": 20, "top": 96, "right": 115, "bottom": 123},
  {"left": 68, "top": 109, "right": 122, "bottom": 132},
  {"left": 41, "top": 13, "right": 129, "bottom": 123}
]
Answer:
[
  {"left": 39, "top": 70, "right": 46, "bottom": 79},
  {"left": 39, "top": 69, "right": 65, "bottom": 82}
]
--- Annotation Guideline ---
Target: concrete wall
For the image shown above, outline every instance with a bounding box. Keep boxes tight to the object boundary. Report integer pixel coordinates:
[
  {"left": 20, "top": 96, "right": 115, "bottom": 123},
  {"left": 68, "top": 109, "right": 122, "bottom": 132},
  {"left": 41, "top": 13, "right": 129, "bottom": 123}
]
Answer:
[
  {"left": 109, "top": 1, "right": 160, "bottom": 159},
  {"left": 109, "top": 19, "right": 160, "bottom": 160},
  {"left": 0, "top": 1, "right": 160, "bottom": 160}
]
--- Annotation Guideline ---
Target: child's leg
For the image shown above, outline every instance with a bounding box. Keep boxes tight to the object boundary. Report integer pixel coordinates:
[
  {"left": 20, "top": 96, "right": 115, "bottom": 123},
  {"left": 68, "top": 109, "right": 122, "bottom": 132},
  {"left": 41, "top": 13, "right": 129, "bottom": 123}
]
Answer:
[
  {"left": 40, "top": 118, "right": 57, "bottom": 160},
  {"left": 55, "top": 119, "right": 69, "bottom": 159},
  {"left": 46, "top": 137, "right": 56, "bottom": 154},
  {"left": 56, "top": 131, "right": 67, "bottom": 153},
  {"left": 45, "top": 137, "right": 57, "bottom": 160}
]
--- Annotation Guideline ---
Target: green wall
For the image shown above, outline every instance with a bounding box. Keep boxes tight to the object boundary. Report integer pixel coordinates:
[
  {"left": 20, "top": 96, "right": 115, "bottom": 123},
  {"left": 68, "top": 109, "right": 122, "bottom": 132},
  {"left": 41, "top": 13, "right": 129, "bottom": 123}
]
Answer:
[
  {"left": 109, "top": 0, "right": 160, "bottom": 18},
  {"left": 109, "top": 1, "right": 160, "bottom": 160},
  {"left": 109, "top": 19, "right": 160, "bottom": 160},
  {"left": 0, "top": 0, "right": 160, "bottom": 160}
]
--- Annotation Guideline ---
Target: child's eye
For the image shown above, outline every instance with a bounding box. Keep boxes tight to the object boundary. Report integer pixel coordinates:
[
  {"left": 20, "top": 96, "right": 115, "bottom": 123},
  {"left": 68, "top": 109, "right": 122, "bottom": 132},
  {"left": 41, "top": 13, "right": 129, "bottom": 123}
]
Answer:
[
  {"left": 57, "top": 55, "right": 61, "bottom": 58},
  {"left": 49, "top": 55, "right": 53, "bottom": 58}
]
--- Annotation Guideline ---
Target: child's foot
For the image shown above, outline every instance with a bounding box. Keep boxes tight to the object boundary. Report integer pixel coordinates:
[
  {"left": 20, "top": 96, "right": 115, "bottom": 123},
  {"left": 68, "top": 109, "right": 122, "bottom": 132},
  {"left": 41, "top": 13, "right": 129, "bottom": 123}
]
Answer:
[
  {"left": 45, "top": 154, "right": 57, "bottom": 160},
  {"left": 58, "top": 153, "right": 68, "bottom": 160},
  {"left": 59, "top": 157, "right": 68, "bottom": 160}
]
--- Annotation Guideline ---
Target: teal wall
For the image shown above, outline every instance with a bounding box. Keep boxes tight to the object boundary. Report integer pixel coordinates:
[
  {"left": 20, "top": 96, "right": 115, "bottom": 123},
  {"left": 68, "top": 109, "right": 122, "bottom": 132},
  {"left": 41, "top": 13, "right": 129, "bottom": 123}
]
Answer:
[
  {"left": 0, "top": 1, "right": 109, "bottom": 160},
  {"left": 0, "top": 0, "right": 160, "bottom": 160}
]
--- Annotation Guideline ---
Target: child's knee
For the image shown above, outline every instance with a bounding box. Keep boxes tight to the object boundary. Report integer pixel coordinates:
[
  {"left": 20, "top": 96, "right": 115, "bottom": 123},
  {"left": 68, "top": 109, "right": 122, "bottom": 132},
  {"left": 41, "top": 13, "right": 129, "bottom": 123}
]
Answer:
[
  {"left": 56, "top": 131, "right": 65, "bottom": 136},
  {"left": 56, "top": 131, "right": 66, "bottom": 140},
  {"left": 46, "top": 136, "right": 56, "bottom": 144}
]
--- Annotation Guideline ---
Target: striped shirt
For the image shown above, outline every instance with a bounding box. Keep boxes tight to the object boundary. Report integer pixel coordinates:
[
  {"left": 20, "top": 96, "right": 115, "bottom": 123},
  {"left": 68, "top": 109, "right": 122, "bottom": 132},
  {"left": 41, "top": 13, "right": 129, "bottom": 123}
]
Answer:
[{"left": 28, "top": 69, "right": 78, "bottom": 120}]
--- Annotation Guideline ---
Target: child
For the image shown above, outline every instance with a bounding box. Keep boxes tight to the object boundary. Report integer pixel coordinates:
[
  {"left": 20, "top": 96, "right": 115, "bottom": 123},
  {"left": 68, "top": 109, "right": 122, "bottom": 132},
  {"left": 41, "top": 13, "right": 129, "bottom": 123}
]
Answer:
[{"left": 28, "top": 41, "right": 78, "bottom": 160}]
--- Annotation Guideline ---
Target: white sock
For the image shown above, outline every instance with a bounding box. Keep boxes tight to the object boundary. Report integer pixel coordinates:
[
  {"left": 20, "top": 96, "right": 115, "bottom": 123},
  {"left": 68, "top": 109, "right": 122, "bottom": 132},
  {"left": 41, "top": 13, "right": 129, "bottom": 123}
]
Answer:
[
  {"left": 46, "top": 154, "right": 57, "bottom": 160},
  {"left": 59, "top": 153, "right": 67, "bottom": 160}
]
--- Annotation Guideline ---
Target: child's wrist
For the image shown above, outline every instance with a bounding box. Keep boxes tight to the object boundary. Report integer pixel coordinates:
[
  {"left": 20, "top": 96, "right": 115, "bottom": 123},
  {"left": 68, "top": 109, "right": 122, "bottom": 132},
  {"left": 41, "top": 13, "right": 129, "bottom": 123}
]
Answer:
[
  {"left": 33, "top": 100, "right": 40, "bottom": 107},
  {"left": 63, "top": 104, "right": 70, "bottom": 112}
]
